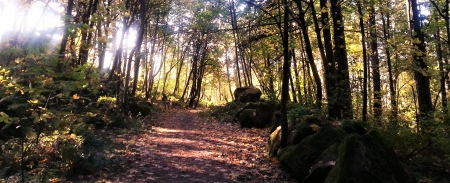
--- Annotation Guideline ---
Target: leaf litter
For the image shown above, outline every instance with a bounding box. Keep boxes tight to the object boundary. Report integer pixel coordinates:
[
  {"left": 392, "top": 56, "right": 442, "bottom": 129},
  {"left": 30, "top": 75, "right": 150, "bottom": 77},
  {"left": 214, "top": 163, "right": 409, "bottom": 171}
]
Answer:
[{"left": 70, "top": 109, "right": 295, "bottom": 183}]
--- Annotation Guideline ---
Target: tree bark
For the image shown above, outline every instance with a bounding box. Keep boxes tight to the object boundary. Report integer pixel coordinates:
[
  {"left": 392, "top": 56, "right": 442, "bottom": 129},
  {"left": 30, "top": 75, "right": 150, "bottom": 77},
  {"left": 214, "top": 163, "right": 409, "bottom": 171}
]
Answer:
[
  {"left": 56, "top": 0, "right": 74, "bottom": 73},
  {"left": 320, "top": 0, "right": 338, "bottom": 118},
  {"left": 331, "top": 0, "right": 353, "bottom": 119},
  {"left": 411, "top": 0, "right": 433, "bottom": 133},
  {"left": 131, "top": 0, "right": 148, "bottom": 96},
  {"left": 292, "top": 0, "right": 322, "bottom": 108},
  {"left": 229, "top": 0, "right": 242, "bottom": 87},
  {"left": 292, "top": 50, "right": 303, "bottom": 104},
  {"left": 381, "top": 5, "right": 398, "bottom": 122},
  {"left": 280, "top": 0, "right": 290, "bottom": 148},
  {"left": 368, "top": 3, "right": 382, "bottom": 123},
  {"left": 357, "top": 1, "right": 368, "bottom": 121}
]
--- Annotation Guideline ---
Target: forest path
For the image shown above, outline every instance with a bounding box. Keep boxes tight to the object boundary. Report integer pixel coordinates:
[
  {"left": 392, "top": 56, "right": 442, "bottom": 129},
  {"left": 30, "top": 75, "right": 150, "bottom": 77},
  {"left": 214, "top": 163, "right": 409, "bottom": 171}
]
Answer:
[{"left": 100, "top": 108, "right": 294, "bottom": 183}]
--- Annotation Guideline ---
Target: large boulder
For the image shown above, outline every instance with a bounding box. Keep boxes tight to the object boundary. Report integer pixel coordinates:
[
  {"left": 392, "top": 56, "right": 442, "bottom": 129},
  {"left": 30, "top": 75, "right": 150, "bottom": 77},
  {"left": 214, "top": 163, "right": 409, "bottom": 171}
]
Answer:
[
  {"left": 341, "top": 120, "right": 368, "bottom": 135},
  {"left": 238, "top": 109, "right": 255, "bottom": 128},
  {"left": 253, "top": 102, "right": 275, "bottom": 128},
  {"left": 267, "top": 112, "right": 331, "bottom": 158},
  {"left": 286, "top": 112, "right": 330, "bottom": 146},
  {"left": 304, "top": 142, "right": 340, "bottom": 183},
  {"left": 236, "top": 102, "right": 274, "bottom": 128},
  {"left": 324, "top": 130, "right": 417, "bottom": 183},
  {"left": 234, "top": 86, "right": 262, "bottom": 103},
  {"left": 277, "top": 127, "right": 348, "bottom": 180},
  {"left": 287, "top": 124, "right": 317, "bottom": 146}
]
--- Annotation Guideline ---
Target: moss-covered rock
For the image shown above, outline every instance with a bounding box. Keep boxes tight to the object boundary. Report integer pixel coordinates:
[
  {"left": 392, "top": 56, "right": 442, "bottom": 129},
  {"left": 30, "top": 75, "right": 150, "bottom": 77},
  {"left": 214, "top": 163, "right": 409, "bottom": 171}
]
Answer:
[
  {"left": 324, "top": 130, "right": 417, "bottom": 183},
  {"left": 341, "top": 120, "right": 368, "bottom": 135},
  {"left": 287, "top": 124, "right": 317, "bottom": 146},
  {"left": 304, "top": 142, "right": 340, "bottom": 183},
  {"left": 233, "top": 86, "right": 262, "bottom": 103},
  {"left": 128, "top": 98, "right": 153, "bottom": 116},
  {"left": 235, "top": 102, "right": 275, "bottom": 128},
  {"left": 277, "top": 127, "right": 348, "bottom": 180},
  {"left": 267, "top": 126, "right": 282, "bottom": 157},
  {"left": 253, "top": 102, "right": 275, "bottom": 128},
  {"left": 238, "top": 109, "right": 255, "bottom": 128}
]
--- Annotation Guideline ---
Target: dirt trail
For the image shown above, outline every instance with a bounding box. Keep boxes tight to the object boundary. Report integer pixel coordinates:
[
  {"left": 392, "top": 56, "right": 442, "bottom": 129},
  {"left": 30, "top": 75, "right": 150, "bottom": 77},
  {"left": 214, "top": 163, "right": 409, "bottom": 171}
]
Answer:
[{"left": 77, "top": 109, "right": 294, "bottom": 183}]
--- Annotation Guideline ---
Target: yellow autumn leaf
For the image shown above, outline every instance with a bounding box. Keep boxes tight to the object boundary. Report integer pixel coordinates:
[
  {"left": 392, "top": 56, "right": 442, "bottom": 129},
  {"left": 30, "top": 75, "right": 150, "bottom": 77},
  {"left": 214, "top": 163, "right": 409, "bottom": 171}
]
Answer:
[
  {"left": 73, "top": 94, "right": 80, "bottom": 100},
  {"left": 28, "top": 99, "right": 39, "bottom": 104}
]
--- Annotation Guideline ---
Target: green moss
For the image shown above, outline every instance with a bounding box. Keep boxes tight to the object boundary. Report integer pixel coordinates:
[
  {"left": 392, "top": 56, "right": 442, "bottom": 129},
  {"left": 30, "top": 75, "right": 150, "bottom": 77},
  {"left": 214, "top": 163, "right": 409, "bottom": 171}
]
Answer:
[
  {"left": 267, "top": 127, "right": 282, "bottom": 158},
  {"left": 324, "top": 130, "right": 418, "bottom": 183},
  {"left": 277, "top": 127, "right": 348, "bottom": 180}
]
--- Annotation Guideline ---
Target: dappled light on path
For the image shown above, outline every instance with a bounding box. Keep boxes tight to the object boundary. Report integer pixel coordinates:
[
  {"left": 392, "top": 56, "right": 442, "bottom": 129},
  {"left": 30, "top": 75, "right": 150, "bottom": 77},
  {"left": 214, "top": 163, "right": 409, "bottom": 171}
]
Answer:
[{"left": 100, "top": 109, "right": 294, "bottom": 183}]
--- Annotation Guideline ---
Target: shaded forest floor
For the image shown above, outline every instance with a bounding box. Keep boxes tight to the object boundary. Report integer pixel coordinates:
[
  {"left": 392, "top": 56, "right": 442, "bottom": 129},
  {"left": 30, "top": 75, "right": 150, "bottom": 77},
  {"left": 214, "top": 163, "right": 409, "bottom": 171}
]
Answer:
[{"left": 70, "top": 108, "right": 295, "bottom": 183}]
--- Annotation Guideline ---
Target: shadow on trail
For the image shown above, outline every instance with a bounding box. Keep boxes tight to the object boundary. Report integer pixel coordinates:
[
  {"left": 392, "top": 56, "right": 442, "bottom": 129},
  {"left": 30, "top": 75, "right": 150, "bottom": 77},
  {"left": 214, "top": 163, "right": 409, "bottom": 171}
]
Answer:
[{"left": 72, "top": 109, "right": 294, "bottom": 183}]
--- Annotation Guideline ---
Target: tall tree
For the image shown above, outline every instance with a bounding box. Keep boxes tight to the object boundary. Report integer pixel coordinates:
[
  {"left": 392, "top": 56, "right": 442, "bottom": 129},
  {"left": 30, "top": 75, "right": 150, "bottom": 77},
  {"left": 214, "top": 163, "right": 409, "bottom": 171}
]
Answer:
[
  {"left": 431, "top": 0, "right": 450, "bottom": 125},
  {"left": 330, "top": 0, "right": 353, "bottom": 119},
  {"left": 410, "top": 0, "right": 433, "bottom": 133},
  {"left": 320, "top": 0, "right": 338, "bottom": 118},
  {"left": 56, "top": 0, "right": 75, "bottom": 73},
  {"left": 130, "top": 0, "right": 148, "bottom": 96},
  {"left": 357, "top": 0, "right": 369, "bottom": 121},
  {"left": 280, "top": 0, "right": 290, "bottom": 148},
  {"left": 368, "top": 1, "right": 382, "bottom": 122},
  {"left": 77, "top": 0, "right": 99, "bottom": 66},
  {"left": 229, "top": 0, "right": 243, "bottom": 88},
  {"left": 380, "top": 1, "right": 398, "bottom": 121},
  {"left": 292, "top": 0, "right": 323, "bottom": 108}
]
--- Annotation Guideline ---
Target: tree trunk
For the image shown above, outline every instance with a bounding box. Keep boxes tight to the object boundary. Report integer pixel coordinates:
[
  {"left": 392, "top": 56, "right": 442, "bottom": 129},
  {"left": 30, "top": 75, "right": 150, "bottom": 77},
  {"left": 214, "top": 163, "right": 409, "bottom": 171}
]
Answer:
[
  {"left": 357, "top": 1, "right": 368, "bottom": 121},
  {"left": 436, "top": 30, "right": 449, "bottom": 124},
  {"left": 146, "top": 10, "right": 161, "bottom": 98},
  {"left": 411, "top": 0, "right": 433, "bottom": 133},
  {"left": 225, "top": 48, "right": 234, "bottom": 101},
  {"left": 131, "top": 0, "right": 148, "bottom": 96},
  {"left": 381, "top": 5, "right": 398, "bottom": 122},
  {"left": 108, "top": 18, "right": 130, "bottom": 82},
  {"left": 56, "top": 0, "right": 74, "bottom": 73},
  {"left": 173, "top": 45, "right": 188, "bottom": 96},
  {"left": 188, "top": 33, "right": 209, "bottom": 108},
  {"left": 293, "top": 0, "right": 322, "bottom": 108},
  {"left": 229, "top": 0, "right": 242, "bottom": 87},
  {"left": 289, "top": 67, "right": 298, "bottom": 103},
  {"left": 320, "top": 0, "right": 338, "bottom": 118},
  {"left": 368, "top": 3, "right": 382, "bottom": 123},
  {"left": 180, "top": 64, "right": 193, "bottom": 102},
  {"left": 331, "top": 0, "right": 353, "bottom": 119},
  {"left": 97, "top": 21, "right": 106, "bottom": 70},
  {"left": 77, "top": 0, "right": 99, "bottom": 66},
  {"left": 292, "top": 50, "right": 303, "bottom": 104},
  {"left": 280, "top": 0, "right": 290, "bottom": 148}
]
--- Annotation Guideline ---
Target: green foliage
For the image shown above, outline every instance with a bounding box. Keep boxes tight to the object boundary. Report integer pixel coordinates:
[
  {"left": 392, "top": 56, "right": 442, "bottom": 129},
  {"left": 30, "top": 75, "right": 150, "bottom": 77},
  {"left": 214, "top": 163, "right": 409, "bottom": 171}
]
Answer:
[
  {"left": 0, "top": 36, "right": 153, "bottom": 182},
  {"left": 379, "top": 117, "right": 450, "bottom": 181},
  {"left": 286, "top": 103, "right": 311, "bottom": 123},
  {"left": 199, "top": 102, "right": 247, "bottom": 122}
]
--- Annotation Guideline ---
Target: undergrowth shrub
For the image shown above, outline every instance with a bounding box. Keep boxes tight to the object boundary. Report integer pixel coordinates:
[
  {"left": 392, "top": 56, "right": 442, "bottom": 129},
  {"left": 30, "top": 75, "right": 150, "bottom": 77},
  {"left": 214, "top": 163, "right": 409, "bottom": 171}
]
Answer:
[
  {"left": 0, "top": 56, "right": 152, "bottom": 182},
  {"left": 286, "top": 103, "right": 311, "bottom": 124},
  {"left": 199, "top": 102, "right": 246, "bottom": 122},
  {"left": 379, "top": 116, "right": 450, "bottom": 181}
]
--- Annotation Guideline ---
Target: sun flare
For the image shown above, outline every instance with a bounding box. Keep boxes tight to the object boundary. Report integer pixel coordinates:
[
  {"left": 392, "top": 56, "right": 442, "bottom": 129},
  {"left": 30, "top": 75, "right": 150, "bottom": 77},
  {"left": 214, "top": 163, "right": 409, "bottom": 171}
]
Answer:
[{"left": 0, "top": 0, "right": 63, "bottom": 41}]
